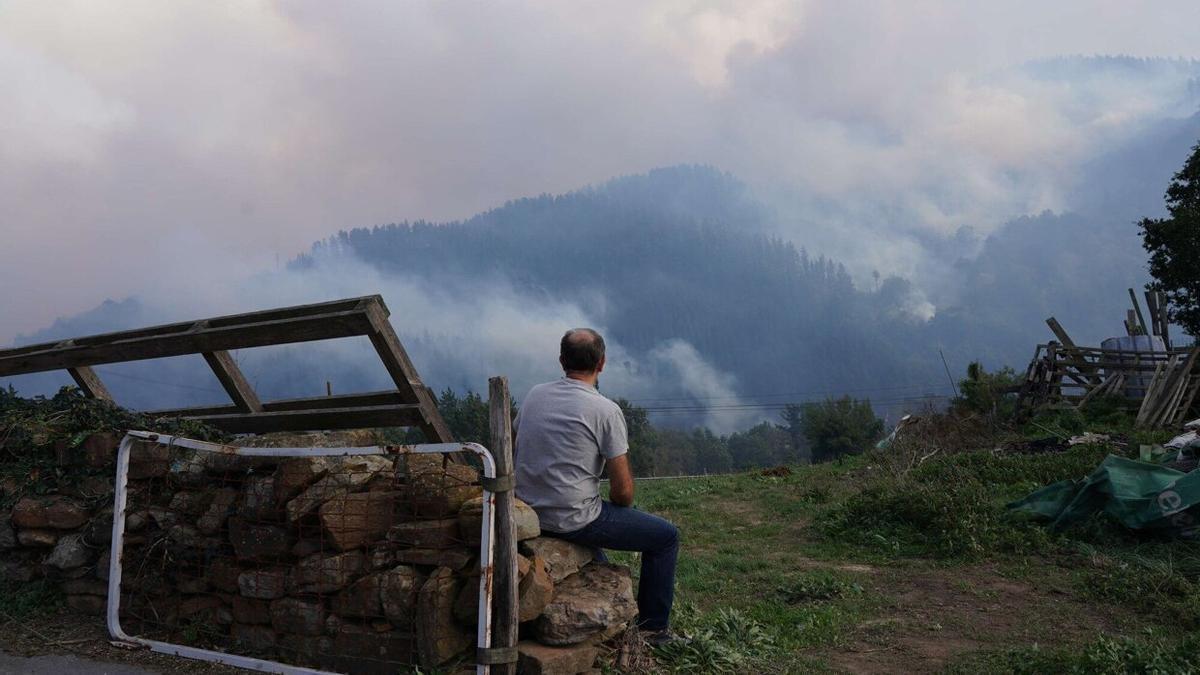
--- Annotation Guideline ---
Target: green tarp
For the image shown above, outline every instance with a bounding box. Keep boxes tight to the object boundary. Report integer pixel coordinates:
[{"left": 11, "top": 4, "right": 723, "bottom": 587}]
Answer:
[{"left": 1008, "top": 455, "right": 1200, "bottom": 539}]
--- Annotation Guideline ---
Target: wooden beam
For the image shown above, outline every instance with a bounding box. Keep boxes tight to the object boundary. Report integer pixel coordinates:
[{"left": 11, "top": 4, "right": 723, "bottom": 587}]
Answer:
[
  {"left": 68, "top": 366, "right": 113, "bottom": 401},
  {"left": 183, "top": 404, "right": 425, "bottom": 434},
  {"left": 1129, "top": 288, "right": 1148, "bottom": 335},
  {"left": 1159, "top": 291, "right": 1172, "bottom": 349},
  {"left": 0, "top": 310, "right": 375, "bottom": 377},
  {"left": 1045, "top": 317, "right": 1102, "bottom": 384},
  {"left": 146, "top": 390, "right": 411, "bottom": 418},
  {"left": 1145, "top": 291, "right": 1160, "bottom": 336},
  {"left": 363, "top": 302, "right": 453, "bottom": 442},
  {"left": 488, "top": 376, "right": 519, "bottom": 675},
  {"left": 202, "top": 351, "right": 263, "bottom": 413}
]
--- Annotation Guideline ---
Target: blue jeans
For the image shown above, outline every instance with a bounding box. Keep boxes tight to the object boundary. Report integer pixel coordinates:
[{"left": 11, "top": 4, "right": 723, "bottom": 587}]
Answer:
[{"left": 548, "top": 501, "right": 679, "bottom": 631}]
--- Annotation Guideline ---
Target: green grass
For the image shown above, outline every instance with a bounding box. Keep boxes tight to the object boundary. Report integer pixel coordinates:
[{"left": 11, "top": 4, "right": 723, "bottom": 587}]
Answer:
[
  {"left": 0, "top": 579, "right": 63, "bottom": 622},
  {"left": 604, "top": 426, "right": 1200, "bottom": 672}
]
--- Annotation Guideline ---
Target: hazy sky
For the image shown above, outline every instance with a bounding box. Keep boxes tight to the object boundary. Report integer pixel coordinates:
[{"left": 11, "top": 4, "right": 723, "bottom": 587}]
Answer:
[{"left": 3, "top": 0, "right": 1200, "bottom": 345}]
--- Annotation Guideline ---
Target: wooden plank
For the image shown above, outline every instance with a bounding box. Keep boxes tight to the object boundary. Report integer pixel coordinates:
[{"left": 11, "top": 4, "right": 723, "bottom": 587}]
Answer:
[
  {"left": 1045, "top": 318, "right": 1102, "bottom": 384},
  {"left": 182, "top": 404, "right": 425, "bottom": 434},
  {"left": 1145, "top": 291, "right": 1160, "bottom": 336},
  {"left": 202, "top": 351, "right": 263, "bottom": 413},
  {"left": 68, "top": 366, "right": 114, "bottom": 401},
  {"left": 0, "top": 310, "right": 375, "bottom": 377},
  {"left": 488, "top": 376, "right": 518, "bottom": 675},
  {"left": 146, "top": 390, "right": 411, "bottom": 418},
  {"left": 363, "top": 303, "right": 453, "bottom": 443},
  {"left": 1159, "top": 291, "right": 1171, "bottom": 349},
  {"left": 1129, "top": 288, "right": 1149, "bottom": 335},
  {"left": 0, "top": 296, "right": 382, "bottom": 359}
]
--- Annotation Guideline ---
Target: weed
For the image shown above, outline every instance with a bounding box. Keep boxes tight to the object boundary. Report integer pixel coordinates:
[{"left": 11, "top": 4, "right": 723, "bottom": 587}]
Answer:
[
  {"left": 951, "top": 631, "right": 1200, "bottom": 674},
  {"left": 653, "top": 608, "right": 772, "bottom": 674},
  {"left": 0, "top": 579, "right": 63, "bottom": 621},
  {"left": 778, "top": 570, "right": 863, "bottom": 603}
]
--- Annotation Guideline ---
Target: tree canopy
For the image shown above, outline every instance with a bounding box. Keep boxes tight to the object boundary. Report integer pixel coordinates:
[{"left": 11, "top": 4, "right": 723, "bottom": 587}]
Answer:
[{"left": 1140, "top": 141, "right": 1200, "bottom": 335}]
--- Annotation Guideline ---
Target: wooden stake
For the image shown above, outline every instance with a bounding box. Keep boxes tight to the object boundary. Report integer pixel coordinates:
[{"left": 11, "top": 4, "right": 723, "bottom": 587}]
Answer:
[
  {"left": 488, "top": 376, "right": 519, "bottom": 675},
  {"left": 1129, "top": 288, "right": 1148, "bottom": 335}
]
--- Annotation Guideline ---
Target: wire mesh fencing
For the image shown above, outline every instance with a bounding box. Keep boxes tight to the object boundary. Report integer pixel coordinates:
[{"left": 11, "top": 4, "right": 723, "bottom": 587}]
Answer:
[{"left": 108, "top": 432, "right": 496, "bottom": 674}]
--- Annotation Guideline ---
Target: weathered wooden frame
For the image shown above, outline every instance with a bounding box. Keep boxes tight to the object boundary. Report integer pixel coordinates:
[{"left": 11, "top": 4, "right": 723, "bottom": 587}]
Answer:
[{"left": 0, "top": 296, "right": 452, "bottom": 440}]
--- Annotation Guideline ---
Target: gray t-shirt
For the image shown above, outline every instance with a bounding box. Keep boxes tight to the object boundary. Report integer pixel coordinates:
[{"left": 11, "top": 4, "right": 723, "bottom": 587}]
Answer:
[{"left": 514, "top": 377, "right": 629, "bottom": 533}]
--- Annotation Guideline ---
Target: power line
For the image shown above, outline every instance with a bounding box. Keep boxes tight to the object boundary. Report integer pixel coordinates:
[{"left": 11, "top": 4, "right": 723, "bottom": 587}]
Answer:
[{"left": 624, "top": 381, "right": 951, "bottom": 404}]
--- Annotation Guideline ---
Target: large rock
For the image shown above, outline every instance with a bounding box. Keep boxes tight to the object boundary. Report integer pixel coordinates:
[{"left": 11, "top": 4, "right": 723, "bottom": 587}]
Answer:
[
  {"left": 81, "top": 432, "right": 119, "bottom": 468},
  {"left": 240, "top": 475, "right": 278, "bottom": 520},
  {"left": 0, "top": 559, "right": 37, "bottom": 583},
  {"left": 332, "top": 565, "right": 422, "bottom": 623},
  {"left": 232, "top": 623, "right": 278, "bottom": 652},
  {"left": 292, "top": 550, "right": 367, "bottom": 593},
  {"left": 65, "top": 594, "right": 106, "bottom": 615},
  {"left": 196, "top": 488, "right": 238, "bottom": 535},
  {"left": 417, "top": 567, "right": 471, "bottom": 668},
  {"left": 517, "top": 641, "right": 598, "bottom": 675},
  {"left": 238, "top": 568, "right": 289, "bottom": 599},
  {"left": 0, "top": 513, "right": 15, "bottom": 549},
  {"left": 127, "top": 440, "right": 169, "bottom": 479},
  {"left": 207, "top": 558, "right": 242, "bottom": 593},
  {"left": 46, "top": 533, "right": 92, "bottom": 569},
  {"left": 228, "top": 517, "right": 291, "bottom": 561},
  {"left": 275, "top": 457, "right": 334, "bottom": 503},
  {"left": 271, "top": 597, "right": 327, "bottom": 636},
  {"left": 319, "top": 491, "right": 400, "bottom": 551},
  {"left": 17, "top": 529, "right": 59, "bottom": 547},
  {"left": 519, "top": 555, "right": 555, "bottom": 622},
  {"left": 61, "top": 578, "right": 108, "bottom": 596},
  {"left": 400, "top": 455, "right": 480, "bottom": 517},
  {"left": 387, "top": 518, "right": 460, "bottom": 549},
  {"left": 391, "top": 547, "right": 472, "bottom": 570},
  {"left": 285, "top": 455, "right": 393, "bottom": 522},
  {"left": 533, "top": 563, "right": 637, "bottom": 646},
  {"left": 326, "top": 622, "right": 414, "bottom": 674},
  {"left": 459, "top": 496, "right": 540, "bottom": 544},
  {"left": 521, "top": 538, "right": 596, "bottom": 584},
  {"left": 169, "top": 490, "right": 213, "bottom": 517},
  {"left": 231, "top": 596, "right": 273, "bottom": 624},
  {"left": 11, "top": 496, "right": 89, "bottom": 530}
]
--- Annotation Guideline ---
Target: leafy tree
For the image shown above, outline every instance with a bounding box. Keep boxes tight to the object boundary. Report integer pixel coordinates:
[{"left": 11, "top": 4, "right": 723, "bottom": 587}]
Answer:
[
  {"left": 954, "top": 362, "right": 1020, "bottom": 419},
  {"left": 779, "top": 404, "right": 810, "bottom": 463},
  {"left": 1140, "top": 141, "right": 1200, "bottom": 334},
  {"left": 799, "top": 397, "right": 884, "bottom": 463}
]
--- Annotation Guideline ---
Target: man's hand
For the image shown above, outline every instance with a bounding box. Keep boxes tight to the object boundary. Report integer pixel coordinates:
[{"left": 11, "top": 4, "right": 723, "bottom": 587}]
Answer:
[{"left": 607, "top": 454, "right": 635, "bottom": 507}]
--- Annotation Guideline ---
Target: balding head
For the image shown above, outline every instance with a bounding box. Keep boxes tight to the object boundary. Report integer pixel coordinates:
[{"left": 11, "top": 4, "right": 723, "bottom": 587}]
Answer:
[{"left": 560, "top": 328, "right": 606, "bottom": 373}]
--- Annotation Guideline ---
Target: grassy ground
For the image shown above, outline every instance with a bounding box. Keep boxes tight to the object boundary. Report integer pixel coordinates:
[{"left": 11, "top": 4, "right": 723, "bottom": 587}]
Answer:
[{"left": 607, "top": 415, "right": 1200, "bottom": 674}]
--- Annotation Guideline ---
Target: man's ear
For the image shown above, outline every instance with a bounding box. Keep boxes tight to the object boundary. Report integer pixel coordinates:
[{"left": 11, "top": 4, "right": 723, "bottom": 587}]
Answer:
[
  {"left": 596, "top": 354, "right": 606, "bottom": 374},
  {"left": 559, "top": 355, "right": 566, "bottom": 371}
]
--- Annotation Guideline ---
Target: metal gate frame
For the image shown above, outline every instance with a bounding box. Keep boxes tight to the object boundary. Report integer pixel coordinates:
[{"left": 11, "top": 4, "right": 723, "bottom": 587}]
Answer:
[{"left": 106, "top": 431, "right": 499, "bottom": 675}]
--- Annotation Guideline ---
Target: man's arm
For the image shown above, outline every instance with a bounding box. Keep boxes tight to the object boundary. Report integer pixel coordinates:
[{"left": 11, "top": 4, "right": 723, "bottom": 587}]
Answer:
[{"left": 607, "top": 454, "right": 635, "bottom": 507}]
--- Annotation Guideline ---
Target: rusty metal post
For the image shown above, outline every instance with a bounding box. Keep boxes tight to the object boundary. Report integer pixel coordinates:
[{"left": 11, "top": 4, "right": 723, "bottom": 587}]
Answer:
[{"left": 488, "top": 376, "right": 519, "bottom": 674}]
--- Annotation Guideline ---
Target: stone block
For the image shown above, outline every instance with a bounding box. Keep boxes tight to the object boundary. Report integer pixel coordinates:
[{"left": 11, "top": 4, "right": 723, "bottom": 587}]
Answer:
[
  {"left": 128, "top": 440, "right": 169, "bottom": 479},
  {"left": 459, "top": 496, "right": 540, "bottom": 544},
  {"left": 271, "top": 597, "right": 327, "bottom": 636},
  {"left": 95, "top": 548, "right": 111, "bottom": 580},
  {"left": 169, "top": 491, "right": 212, "bottom": 517},
  {"left": 82, "top": 509, "right": 113, "bottom": 547},
  {"left": 392, "top": 547, "right": 472, "bottom": 570},
  {"left": 0, "top": 513, "right": 15, "bottom": 549},
  {"left": 228, "top": 517, "right": 291, "bottom": 561},
  {"left": 327, "top": 622, "right": 415, "bottom": 674},
  {"left": 46, "top": 533, "right": 92, "bottom": 569},
  {"left": 292, "top": 550, "right": 367, "bottom": 593},
  {"left": 60, "top": 578, "right": 108, "bottom": 596},
  {"left": 0, "top": 559, "right": 37, "bottom": 583},
  {"left": 319, "top": 491, "right": 400, "bottom": 551},
  {"left": 240, "top": 475, "right": 278, "bottom": 520},
  {"left": 81, "top": 432, "right": 118, "bottom": 468},
  {"left": 520, "top": 538, "right": 596, "bottom": 584},
  {"left": 11, "top": 496, "right": 89, "bottom": 530},
  {"left": 379, "top": 565, "right": 423, "bottom": 625},
  {"left": 17, "top": 529, "right": 59, "bottom": 547},
  {"left": 65, "top": 594, "right": 106, "bottom": 615},
  {"left": 519, "top": 555, "right": 555, "bottom": 622},
  {"left": 534, "top": 563, "right": 637, "bottom": 646},
  {"left": 232, "top": 623, "right": 278, "bottom": 652},
  {"left": 207, "top": 558, "right": 242, "bottom": 593},
  {"left": 238, "top": 567, "right": 289, "bottom": 599},
  {"left": 417, "top": 566, "right": 471, "bottom": 668},
  {"left": 387, "top": 518, "right": 460, "bottom": 549},
  {"left": 196, "top": 488, "right": 238, "bottom": 535},
  {"left": 284, "top": 455, "right": 392, "bottom": 523},
  {"left": 232, "top": 596, "right": 273, "bottom": 625},
  {"left": 517, "top": 641, "right": 598, "bottom": 675}
]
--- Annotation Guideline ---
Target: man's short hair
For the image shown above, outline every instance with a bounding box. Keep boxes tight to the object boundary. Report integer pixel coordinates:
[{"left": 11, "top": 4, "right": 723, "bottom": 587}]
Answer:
[{"left": 560, "top": 328, "right": 606, "bottom": 372}]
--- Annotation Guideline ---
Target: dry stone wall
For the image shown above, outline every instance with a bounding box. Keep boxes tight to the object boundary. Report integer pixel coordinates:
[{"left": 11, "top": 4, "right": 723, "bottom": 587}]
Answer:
[{"left": 0, "top": 430, "right": 636, "bottom": 675}]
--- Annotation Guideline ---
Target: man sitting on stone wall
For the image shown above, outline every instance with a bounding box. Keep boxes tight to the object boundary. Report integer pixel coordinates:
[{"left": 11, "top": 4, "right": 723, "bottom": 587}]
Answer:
[{"left": 514, "top": 328, "right": 683, "bottom": 646}]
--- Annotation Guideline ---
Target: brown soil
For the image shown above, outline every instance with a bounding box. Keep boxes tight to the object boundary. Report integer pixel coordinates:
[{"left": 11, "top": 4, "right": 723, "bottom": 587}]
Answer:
[{"left": 817, "top": 561, "right": 1130, "bottom": 674}]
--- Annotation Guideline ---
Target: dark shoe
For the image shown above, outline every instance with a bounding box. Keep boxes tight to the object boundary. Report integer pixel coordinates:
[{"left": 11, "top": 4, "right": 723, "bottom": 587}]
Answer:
[{"left": 643, "top": 627, "right": 689, "bottom": 648}]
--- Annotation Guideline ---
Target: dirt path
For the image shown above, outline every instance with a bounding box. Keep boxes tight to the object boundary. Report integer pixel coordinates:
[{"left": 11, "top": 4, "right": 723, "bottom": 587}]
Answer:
[{"left": 816, "top": 561, "right": 1131, "bottom": 673}]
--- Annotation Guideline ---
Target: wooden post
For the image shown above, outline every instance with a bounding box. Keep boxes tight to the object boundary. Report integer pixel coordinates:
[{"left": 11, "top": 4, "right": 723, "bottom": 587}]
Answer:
[
  {"left": 1129, "top": 288, "right": 1148, "bottom": 336},
  {"left": 488, "top": 376, "right": 519, "bottom": 674}
]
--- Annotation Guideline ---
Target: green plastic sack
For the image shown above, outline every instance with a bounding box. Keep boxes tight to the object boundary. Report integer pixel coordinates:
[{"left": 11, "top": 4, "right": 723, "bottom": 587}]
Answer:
[{"left": 1008, "top": 455, "right": 1200, "bottom": 539}]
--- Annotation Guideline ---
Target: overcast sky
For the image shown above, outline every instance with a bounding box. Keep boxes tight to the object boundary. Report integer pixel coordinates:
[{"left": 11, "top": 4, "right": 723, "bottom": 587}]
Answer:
[{"left": 3, "top": 0, "right": 1200, "bottom": 345}]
